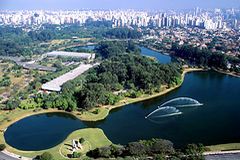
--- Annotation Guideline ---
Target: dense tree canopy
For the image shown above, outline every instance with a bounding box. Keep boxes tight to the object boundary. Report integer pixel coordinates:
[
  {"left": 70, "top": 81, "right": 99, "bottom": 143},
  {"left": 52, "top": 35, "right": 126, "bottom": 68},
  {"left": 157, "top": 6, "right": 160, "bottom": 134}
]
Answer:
[
  {"left": 171, "top": 43, "right": 228, "bottom": 69},
  {"left": 104, "top": 28, "right": 142, "bottom": 39},
  {"left": 95, "top": 40, "right": 140, "bottom": 59},
  {"left": 87, "top": 138, "right": 205, "bottom": 159},
  {"left": 76, "top": 52, "right": 181, "bottom": 109}
]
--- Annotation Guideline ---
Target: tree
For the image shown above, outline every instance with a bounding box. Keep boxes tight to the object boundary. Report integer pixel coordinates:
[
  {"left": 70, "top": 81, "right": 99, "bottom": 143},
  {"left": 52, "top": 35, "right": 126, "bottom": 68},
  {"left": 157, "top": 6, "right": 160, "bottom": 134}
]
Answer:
[
  {"left": 87, "top": 147, "right": 112, "bottom": 158},
  {"left": 79, "top": 138, "right": 85, "bottom": 144},
  {"left": 72, "top": 152, "right": 81, "bottom": 158},
  {"left": 19, "top": 98, "right": 38, "bottom": 109},
  {"left": 95, "top": 41, "right": 126, "bottom": 59},
  {"left": 5, "top": 99, "right": 20, "bottom": 110},
  {"left": 34, "top": 82, "right": 42, "bottom": 90},
  {"left": 0, "top": 144, "right": 6, "bottom": 151},
  {"left": 39, "top": 152, "right": 53, "bottom": 160},
  {"left": 127, "top": 142, "right": 147, "bottom": 156},
  {"left": 185, "top": 144, "right": 205, "bottom": 160},
  {"left": 150, "top": 139, "right": 174, "bottom": 155}
]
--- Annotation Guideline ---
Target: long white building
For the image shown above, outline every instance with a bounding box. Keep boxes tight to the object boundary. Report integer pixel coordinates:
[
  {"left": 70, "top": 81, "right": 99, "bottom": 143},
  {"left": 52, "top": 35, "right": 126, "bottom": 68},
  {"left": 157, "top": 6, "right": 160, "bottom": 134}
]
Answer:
[
  {"left": 42, "top": 63, "right": 98, "bottom": 91},
  {"left": 46, "top": 51, "right": 95, "bottom": 60}
]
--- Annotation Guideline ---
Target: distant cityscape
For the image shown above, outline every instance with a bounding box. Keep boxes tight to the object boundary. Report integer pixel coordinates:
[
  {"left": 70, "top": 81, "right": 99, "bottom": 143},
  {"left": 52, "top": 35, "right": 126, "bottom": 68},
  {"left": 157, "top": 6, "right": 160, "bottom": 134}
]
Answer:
[{"left": 0, "top": 8, "right": 240, "bottom": 30}]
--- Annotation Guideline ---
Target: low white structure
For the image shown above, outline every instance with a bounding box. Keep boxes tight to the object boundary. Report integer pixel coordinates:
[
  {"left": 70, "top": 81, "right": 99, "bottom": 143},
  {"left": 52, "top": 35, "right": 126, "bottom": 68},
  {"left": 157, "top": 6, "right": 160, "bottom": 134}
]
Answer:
[
  {"left": 46, "top": 51, "right": 95, "bottom": 60},
  {"left": 42, "top": 63, "right": 97, "bottom": 92}
]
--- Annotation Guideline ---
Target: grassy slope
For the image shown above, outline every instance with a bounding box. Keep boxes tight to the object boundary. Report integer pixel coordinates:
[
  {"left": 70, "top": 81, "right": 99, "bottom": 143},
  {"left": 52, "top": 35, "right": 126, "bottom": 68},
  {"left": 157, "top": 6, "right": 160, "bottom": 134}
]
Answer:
[
  {"left": 77, "top": 108, "right": 109, "bottom": 121},
  {"left": 207, "top": 143, "right": 240, "bottom": 151}
]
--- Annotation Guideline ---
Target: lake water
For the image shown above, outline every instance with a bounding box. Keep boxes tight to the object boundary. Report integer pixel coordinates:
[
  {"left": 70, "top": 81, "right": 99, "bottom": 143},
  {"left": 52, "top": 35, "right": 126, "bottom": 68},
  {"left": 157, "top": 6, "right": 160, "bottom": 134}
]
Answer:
[
  {"left": 139, "top": 47, "right": 172, "bottom": 64},
  {"left": 4, "top": 47, "right": 240, "bottom": 150},
  {"left": 4, "top": 112, "right": 86, "bottom": 150}
]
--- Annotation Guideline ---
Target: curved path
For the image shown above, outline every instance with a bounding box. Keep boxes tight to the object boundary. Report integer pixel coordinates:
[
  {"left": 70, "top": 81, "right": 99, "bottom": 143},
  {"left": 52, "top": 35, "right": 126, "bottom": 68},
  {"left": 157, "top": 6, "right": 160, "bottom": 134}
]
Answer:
[
  {"left": 0, "top": 152, "right": 18, "bottom": 160},
  {"left": 204, "top": 150, "right": 240, "bottom": 160},
  {"left": 0, "top": 150, "right": 31, "bottom": 160}
]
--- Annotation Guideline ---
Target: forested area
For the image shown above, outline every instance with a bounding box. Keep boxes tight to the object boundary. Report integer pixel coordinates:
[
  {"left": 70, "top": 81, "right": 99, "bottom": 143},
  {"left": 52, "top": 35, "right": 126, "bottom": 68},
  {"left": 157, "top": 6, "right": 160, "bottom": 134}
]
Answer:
[
  {"left": 171, "top": 42, "right": 238, "bottom": 70},
  {"left": 103, "top": 28, "right": 142, "bottom": 39},
  {"left": 0, "top": 27, "right": 32, "bottom": 56},
  {"left": 2, "top": 41, "right": 181, "bottom": 111},
  {"left": 76, "top": 54, "right": 181, "bottom": 109},
  {"left": 0, "top": 25, "right": 141, "bottom": 57},
  {"left": 87, "top": 138, "right": 205, "bottom": 160},
  {"left": 0, "top": 25, "right": 100, "bottom": 57},
  {"left": 72, "top": 41, "right": 181, "bottom": 109}
]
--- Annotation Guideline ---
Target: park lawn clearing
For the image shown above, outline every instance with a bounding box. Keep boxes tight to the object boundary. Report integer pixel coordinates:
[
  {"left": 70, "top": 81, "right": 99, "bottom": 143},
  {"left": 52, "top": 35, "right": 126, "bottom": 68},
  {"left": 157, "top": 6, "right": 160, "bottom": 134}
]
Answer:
[
  {"left": 60, "top": 140, "right": 91, "bottom": 158},
  {"left": 207, "top": 143, "right": 240, "bottom": 151},
  {"left": 0, "top": 128, "right": 111, "bottom": 160},
  {"left": 60, "top": 128, "right": 111, "bottom": 158},
  {"left": 77, "top": 107, "right": 109, "bottom": 121}
]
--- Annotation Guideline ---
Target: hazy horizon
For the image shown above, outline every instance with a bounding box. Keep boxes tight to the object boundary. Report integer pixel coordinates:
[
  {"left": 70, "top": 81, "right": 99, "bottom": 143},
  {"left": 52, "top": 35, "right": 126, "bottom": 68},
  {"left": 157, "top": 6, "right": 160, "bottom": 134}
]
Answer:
[{"left": 0, "top": 0, "right": 240, "bottom": 11}]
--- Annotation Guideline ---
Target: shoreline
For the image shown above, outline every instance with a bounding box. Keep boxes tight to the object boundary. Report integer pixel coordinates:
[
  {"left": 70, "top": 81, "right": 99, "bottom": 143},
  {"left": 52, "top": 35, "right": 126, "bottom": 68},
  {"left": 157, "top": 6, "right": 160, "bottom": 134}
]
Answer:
[
  {"left": 1, "top": 128, "right": 111, "bottom": 160},
  {"left": 0, "top": 68, "right": 205, "bottom": 130},
  {"left": 143, "top": 45, "right": 240, "bottom": 78},
  {"left": 96, "top": 68, "right": 205, "bottom": 119},
  {"left": 213, "top": 68, "right": 240, "bottom": 78},
  {"left": 141, "top": 45, "right": 171, "bottom": 56},
  {"left": 1, "top": 67, "right": 240, "bottom": 159}
]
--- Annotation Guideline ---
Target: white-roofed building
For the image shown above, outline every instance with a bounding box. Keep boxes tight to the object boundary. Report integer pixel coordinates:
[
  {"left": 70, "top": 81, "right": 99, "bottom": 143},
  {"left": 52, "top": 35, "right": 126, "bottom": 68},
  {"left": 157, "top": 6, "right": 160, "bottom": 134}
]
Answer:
[
  {"left": 46, "top": 51, "right": 95, "bottom": 60},
  {"left": 42, "top": 63, "right": 98, "bottom": 92}
]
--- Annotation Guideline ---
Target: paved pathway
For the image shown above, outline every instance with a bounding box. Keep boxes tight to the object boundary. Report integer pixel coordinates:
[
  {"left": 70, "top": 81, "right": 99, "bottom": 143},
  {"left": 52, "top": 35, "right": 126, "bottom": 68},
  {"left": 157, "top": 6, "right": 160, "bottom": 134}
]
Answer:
[
  {"left": 205, "top": 153, "right": 240, "bottom": 160},
  {"left": 0, "top": 152, "right": 18, "bottom": 160},
  {"left": 204, "top": 150, "right": 240, "bottom": 160},
  {"left": 0, "top": 150, "right": 32, "bottom": 160}
]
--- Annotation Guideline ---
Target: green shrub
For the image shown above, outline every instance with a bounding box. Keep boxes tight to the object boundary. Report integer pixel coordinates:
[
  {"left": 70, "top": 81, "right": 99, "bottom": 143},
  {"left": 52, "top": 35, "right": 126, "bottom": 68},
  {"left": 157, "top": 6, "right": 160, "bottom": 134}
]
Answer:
[
  {"left": 72, "top": 152, "right": 81, "bottom": 158},
  {"left": 0, "top": 144, "right": 6, "bottom": 151},
  {"left": 39, "top": 152, "right": 53, "bottom": 160},
  {"left": 79, "top": 138, "right": 85, "bottom": 144}
]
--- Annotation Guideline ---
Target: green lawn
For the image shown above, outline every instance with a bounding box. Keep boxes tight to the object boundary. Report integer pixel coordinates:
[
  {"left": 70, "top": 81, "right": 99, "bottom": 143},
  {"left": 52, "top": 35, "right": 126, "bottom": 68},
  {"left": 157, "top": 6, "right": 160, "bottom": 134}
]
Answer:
[
  {"left": 60, "top": 128, "right": 111, "bottom": 158},
  {"left": 78, "top": 107, "right": 109, "bottom": 121},
  {"left": 207, "top": 143, "right": 240, "bottom": 151},
  {"left": 0, "top": 128, "right": 111, "bottom": 160}
]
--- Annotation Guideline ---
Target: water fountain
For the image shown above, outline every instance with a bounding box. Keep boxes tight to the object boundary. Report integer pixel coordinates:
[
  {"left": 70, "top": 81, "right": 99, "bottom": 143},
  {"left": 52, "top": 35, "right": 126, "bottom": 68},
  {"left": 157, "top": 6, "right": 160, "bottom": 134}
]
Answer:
[
  {"left": 145, "top": 106, "right": 182, "bottom": 119},
  {"left": 145, "top": 97, "right": 203, "bottom": 121},
  {"left": 159, "top": 97, "right": 203, "bottom": 108}
]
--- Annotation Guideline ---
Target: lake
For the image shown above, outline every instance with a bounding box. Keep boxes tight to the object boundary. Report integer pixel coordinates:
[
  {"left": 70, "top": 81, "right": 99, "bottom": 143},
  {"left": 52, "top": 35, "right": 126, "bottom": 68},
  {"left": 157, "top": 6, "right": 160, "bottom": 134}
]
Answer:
[
  {"left": 4, "top": 112, "right": 86, "bottom": 150},
  {"left": 139, "top": 47, "right": 172, "bottom": 64},
  {"left": 4, "top": 47, "right": 240, "bottom": 150}
]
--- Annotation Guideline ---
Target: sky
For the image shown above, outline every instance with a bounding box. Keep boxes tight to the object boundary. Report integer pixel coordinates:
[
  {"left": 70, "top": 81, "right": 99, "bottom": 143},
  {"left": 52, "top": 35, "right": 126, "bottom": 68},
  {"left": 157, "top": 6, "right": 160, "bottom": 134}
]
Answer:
[{"left": 0, "top": 0, "right": 239, "bottom": 10}]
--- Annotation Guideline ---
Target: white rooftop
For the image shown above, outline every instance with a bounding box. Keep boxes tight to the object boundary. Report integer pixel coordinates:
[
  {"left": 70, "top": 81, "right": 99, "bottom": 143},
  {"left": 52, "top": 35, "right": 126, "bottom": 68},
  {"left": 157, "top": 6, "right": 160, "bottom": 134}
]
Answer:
[
  {"left": 42, "top": 63, "right": 97, "bottom": 92},
  {"left": 46, "top": 51, "right": 94, "bottom": 59}
]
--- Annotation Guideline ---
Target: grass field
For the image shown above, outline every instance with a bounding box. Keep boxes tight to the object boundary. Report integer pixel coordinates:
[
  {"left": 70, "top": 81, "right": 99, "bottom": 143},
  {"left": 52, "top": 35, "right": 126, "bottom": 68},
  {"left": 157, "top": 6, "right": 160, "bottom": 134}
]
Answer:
[
  {"left": 77, "top": 108, "right": 109, "bottom": 121},
  {"left": 60, "top": 128, "right": 111, "bottom": 158},
  {"left": 0, "top": 128, "right": 111, "bottom": 159},
  {"left": 207, "top": 143, "right": 240, "bottom": 151}
]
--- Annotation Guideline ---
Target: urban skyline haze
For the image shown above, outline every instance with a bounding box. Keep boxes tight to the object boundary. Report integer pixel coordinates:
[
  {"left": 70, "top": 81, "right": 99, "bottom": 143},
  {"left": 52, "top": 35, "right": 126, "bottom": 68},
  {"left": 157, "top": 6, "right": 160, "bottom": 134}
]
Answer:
[{"left": 0, "top": 0, "right": 240, "bottom": 10}]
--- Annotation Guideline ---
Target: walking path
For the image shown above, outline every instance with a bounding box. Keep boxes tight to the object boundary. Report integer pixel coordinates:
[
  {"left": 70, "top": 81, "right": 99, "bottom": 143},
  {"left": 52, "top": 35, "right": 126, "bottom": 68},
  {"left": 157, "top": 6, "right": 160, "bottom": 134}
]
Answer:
[
  {"left": 0, "top": 150, "right": 31, "bottom": 160},
  {"left": 204, "top": 150, "right": 240, "bottom": 155}
]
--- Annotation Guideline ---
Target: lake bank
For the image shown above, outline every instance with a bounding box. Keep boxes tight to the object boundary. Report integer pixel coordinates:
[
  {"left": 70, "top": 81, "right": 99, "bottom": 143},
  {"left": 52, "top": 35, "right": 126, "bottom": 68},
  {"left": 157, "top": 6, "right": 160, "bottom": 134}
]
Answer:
[
  {"left": 213, "top": 68, "right": 240, "bottom": 78},
  {"left": 0, "top": 67, "right": 204, "bottom": 128},
  {"left": 2, "top": 68, "right": 240, "bottom": 159},
  {"left": 206, "top": 143, "right": 240, "bottom": 152},
  {"left": 2, "top": 44, "right": 240, "bottom": 158},
  {"left": 79, "top": 67, "right": 205, "bottom": 122},
  {"left": 1, "top": 128, "right": 111, "bottom": 160}
]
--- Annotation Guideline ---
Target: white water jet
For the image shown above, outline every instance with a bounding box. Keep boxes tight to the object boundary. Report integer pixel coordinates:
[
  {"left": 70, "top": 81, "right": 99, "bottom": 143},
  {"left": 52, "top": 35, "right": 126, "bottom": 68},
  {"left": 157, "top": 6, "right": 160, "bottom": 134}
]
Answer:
[{"left": 146, "top": 97, "right": 203, "bottom": 121}]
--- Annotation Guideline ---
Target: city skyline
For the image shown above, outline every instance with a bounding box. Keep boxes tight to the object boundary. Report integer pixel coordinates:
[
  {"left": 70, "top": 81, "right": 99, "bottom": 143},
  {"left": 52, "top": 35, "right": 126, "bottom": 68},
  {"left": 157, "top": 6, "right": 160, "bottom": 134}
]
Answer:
[{"left": 0, "top": 0, "right": 240, "bottom": 10}]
